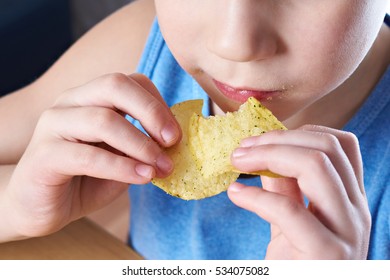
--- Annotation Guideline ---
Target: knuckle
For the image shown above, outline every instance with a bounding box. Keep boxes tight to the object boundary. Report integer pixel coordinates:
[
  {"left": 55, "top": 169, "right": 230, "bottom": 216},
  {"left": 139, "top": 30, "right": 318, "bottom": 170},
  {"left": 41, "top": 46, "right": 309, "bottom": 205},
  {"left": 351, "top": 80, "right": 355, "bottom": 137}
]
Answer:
[
  {"left": 52, "top": 94, "right": 66, "bottom": 107},
  {"left": 356, "top": 203, "right": 372, "bottom": 236},
  {"left": 342, "top": 131, "right": 360, "bottom": 148},
  {"left": 52, "top": 88, "right": 74, "bottom": 107},
  {"left": 304, "top": 148, "right": 339, "bottom": 177},
  {"left": 40, "top": 107, "right": 57, "bottom": 120},
  {"left": 91, "top": 108, "right": 117, "bottom": 131},
  {"left": 135, "top": 136, "right": 160, "bottom": 160},
  {"left": 362, "top": 208, "right": 372, "bottom": 227},
  {"left": 321, "top": 133, "right": 341, "bottom": 152},
  {"left": 144, "top": 99, "right": 166, "bottom": 120},
  {"left": 130, "top": 73, "right": 160, "bottom": 95},
  {"left": 76, "top": 145, "right": 98, "bottom": 171},
  {"left": 306, "top": 149, "right": 330, "bottom": 170},
  {"left": 278, "top": 197, "right": 302, "bottom": 217},
  {"left": 129, "top": 73, "right": 150, "bottom": 84},
  {"left": 36, "top": 108, "right": 57, "bottom": 130},
  {"left": 100, "top": 73, "right": 130, "bottom": 92},
  {"left": 38, "top": 108, "right": 53, "bottom": 123}
]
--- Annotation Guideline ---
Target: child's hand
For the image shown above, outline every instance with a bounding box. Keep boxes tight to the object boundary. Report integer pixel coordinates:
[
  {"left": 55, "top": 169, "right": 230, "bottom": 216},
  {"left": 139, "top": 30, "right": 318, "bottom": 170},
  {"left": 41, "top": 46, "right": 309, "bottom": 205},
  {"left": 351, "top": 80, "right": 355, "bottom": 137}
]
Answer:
[
  {"left": 4, "top": 73, "right": 181, "bottom": 239},
  {"left": 228, "top": 125, "right": 371, "bottom": 259}
]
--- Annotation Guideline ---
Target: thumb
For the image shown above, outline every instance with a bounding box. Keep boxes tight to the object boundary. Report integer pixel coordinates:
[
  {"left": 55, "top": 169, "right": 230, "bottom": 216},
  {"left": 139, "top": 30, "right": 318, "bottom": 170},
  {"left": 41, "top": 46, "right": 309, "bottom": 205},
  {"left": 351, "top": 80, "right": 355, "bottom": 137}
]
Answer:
[
  {"left": 227, "top": 177, "right": 304, "bottom": 218},
  {"left": 227, "top": 181, "right": 324, "bottom": 251}
]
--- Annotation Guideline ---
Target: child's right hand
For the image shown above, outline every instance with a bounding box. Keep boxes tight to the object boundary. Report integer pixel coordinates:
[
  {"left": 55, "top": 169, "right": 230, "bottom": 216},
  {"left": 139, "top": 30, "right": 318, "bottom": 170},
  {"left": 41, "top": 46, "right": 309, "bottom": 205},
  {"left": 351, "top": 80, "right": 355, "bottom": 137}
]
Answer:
[{"left": 3, "top": 73, "right": 181, "bottom": 240}]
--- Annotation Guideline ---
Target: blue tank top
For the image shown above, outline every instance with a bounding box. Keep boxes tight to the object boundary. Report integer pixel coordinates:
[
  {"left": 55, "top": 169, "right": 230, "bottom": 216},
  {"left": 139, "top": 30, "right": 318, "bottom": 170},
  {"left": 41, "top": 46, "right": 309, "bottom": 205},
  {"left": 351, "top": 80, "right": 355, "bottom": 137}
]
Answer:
[{"left": 128, "top": 18, "right": 390, "bottom": 260}]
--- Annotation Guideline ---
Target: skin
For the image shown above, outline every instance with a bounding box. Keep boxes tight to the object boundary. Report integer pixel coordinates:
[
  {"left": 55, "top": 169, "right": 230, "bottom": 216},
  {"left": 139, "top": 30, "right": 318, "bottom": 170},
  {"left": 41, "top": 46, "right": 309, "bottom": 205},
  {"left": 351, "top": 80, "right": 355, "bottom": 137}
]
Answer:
[
  {"left": 0, "top": 0, "right": 389, "bottom": 259},
  {"left": 155, "top": 0, "right": 388, "bottom": 124}
]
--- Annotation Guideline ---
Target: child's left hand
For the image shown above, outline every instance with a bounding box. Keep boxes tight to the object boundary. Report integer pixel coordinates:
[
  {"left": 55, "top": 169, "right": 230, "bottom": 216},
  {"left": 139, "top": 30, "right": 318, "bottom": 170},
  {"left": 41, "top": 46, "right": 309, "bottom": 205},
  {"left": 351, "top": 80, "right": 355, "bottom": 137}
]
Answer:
[{"left": 227, "top": 125, "right": 371, "bottom": 259}]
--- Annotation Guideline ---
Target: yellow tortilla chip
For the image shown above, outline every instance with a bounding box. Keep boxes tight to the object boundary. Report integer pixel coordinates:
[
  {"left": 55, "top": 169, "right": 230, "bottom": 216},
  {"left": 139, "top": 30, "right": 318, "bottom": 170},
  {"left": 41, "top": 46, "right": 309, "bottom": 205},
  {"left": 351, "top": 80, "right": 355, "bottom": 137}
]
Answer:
[
  {"left": 152, "top": 97, "right": 286, "bottom": 200},
  {"left": 189, "top": 97, "right": 286, "bottom": 178},
  {"left": 152, "top": 100, "right": 239, "bottom": 200}
]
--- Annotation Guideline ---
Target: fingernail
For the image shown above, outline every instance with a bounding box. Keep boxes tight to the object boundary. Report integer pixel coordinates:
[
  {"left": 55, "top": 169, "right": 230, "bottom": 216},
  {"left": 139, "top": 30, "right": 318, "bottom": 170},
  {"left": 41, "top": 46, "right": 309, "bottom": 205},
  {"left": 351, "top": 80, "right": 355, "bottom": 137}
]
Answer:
[
  {"left": 161, "top": 122, "right": 178, "bottom": 144},
  {"left": 232, "top": 147, "right": 250, "bottom": 158},
  {"left": 229, "top": 183, "right": 246, "bottom": 192},
  {"left": 135, "top": 164, "right": 154, "bottom": 178},
  {"left": 156, "top": 153, "right": 173, "bottom": 173}
]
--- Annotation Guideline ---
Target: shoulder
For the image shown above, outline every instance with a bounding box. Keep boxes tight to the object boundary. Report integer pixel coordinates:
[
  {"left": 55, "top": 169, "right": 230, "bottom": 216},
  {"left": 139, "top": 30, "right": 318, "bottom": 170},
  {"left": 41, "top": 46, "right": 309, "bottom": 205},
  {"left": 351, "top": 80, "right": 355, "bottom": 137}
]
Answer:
[
  {"left": 84, "top": 0, "right": 157, "bottom": 74},
  {"left": 0, "top": 0, "right": 156, "bottom": 163},
  {"left": 34, "top": 0, "right": 156, "bottom": 97}
]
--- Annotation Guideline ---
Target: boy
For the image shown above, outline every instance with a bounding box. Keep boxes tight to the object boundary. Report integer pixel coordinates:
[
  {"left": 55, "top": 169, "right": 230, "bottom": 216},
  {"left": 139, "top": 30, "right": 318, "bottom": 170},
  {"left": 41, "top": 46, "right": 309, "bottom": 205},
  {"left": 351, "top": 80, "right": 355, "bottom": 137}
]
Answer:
[{"left": 0, "top": 0, "right": 389, "bottom": 259}]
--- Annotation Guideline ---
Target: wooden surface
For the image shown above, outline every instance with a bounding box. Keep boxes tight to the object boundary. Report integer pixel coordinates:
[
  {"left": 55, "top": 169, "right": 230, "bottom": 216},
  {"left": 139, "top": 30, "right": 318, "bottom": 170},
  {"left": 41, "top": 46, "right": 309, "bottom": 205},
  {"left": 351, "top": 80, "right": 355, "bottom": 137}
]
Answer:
[
  {"left": 87, "top": 190, "right": 130, "bottom": 243},
  {"left": 0, "top": 218, "right": 142, "bottom": 260}
]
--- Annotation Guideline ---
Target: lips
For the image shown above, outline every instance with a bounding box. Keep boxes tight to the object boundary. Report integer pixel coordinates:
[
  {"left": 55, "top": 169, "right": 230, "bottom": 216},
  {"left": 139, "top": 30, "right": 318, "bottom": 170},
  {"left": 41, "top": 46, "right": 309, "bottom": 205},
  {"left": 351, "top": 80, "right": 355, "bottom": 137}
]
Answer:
[{"left": 213, "top": 79, "right": 280, "bottom": 103}]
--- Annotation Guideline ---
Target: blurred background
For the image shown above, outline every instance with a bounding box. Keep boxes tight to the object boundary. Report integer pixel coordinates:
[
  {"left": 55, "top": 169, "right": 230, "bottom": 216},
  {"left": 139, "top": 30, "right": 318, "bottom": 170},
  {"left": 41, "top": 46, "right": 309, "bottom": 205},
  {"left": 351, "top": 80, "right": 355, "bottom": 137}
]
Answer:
[{"left": 0, "top": 0, "right": 133, "bottom": 97}]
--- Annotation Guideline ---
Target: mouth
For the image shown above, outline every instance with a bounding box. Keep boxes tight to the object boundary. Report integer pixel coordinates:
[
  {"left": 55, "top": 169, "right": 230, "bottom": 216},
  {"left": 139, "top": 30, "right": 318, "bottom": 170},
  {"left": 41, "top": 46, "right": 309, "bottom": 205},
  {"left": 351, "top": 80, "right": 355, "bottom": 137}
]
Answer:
[{"left": 213, "top": 79, "right": 282, "bottom": 103}]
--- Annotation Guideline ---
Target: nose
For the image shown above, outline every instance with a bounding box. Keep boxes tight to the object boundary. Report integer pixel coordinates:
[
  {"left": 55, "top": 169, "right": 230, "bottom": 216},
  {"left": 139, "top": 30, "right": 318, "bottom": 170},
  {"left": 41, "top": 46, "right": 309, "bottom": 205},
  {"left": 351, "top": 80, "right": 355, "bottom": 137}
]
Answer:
[{"left": 208, "top": 0, "right": 279, "bottom": 62}]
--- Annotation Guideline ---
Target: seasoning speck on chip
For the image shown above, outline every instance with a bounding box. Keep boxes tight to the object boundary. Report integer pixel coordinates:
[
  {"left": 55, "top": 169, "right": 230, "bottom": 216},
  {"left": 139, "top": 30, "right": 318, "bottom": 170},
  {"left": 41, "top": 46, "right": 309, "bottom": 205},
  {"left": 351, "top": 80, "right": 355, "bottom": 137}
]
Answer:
[{"left": 152, "top": 97, "right": 286, "bottom": 200}]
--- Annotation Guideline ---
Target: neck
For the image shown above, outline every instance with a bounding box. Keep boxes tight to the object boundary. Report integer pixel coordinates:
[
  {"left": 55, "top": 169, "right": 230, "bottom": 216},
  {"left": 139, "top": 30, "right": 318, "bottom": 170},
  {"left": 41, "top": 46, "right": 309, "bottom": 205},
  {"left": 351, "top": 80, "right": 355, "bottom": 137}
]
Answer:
[{"left": 284, "top": 23, "right": 390, "bottom": 130}]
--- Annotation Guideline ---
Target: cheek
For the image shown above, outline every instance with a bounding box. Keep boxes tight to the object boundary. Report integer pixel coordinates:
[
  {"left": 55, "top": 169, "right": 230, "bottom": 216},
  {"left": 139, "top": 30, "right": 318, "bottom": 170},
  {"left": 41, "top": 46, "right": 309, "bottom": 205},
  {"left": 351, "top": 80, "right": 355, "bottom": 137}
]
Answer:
[
  {"left": 270, "top": 32, "right": 351, "bottom": 110},
  {"left": 155, "top": 2, "right": 207, "bottom": 76},
  {"left": 289, "top": 31, "right": 354, "bottom": 96},
  {"left": 287, "top": 4, "right": 384, "bottom": 97}
]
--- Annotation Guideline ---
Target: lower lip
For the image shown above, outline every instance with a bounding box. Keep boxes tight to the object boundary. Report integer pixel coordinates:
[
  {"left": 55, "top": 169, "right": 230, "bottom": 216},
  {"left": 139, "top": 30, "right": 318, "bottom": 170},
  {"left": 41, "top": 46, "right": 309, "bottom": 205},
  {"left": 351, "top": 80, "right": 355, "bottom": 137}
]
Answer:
[{"left": 213, "top": 79, "right": 280, "bottom": 103}]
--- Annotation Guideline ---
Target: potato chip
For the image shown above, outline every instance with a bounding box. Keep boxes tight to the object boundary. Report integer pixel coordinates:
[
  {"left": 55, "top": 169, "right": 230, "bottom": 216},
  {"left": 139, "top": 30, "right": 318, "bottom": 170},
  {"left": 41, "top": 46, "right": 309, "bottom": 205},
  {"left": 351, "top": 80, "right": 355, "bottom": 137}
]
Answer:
[
  {"left": 152, "top": 100, "right": 239, "bottom": 200},
  {"left": 152, "top": 97, "right": 286, "bottom": 200},
  {"left": 189, "top": 97, "right": 286, "bottom": 178}
]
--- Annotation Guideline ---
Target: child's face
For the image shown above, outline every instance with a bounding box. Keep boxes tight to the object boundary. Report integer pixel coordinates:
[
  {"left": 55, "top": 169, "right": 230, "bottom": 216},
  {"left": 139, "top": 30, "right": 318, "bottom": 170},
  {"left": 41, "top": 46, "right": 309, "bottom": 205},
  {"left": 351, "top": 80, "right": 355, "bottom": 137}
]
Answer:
[{"left": 154, "top": 0, "right": 387, "bottom": 120}]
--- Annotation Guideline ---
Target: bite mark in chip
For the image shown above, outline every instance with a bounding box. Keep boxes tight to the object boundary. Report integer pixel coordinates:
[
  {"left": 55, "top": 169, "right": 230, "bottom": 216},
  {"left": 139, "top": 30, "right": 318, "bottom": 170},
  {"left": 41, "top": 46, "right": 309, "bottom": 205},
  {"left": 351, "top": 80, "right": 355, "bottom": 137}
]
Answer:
[
  {"left": 190, "top": 97, "right": 286, "bottom": 178},
  {"left": 152, "top": 97, "right": 286, "bottom": 200}
]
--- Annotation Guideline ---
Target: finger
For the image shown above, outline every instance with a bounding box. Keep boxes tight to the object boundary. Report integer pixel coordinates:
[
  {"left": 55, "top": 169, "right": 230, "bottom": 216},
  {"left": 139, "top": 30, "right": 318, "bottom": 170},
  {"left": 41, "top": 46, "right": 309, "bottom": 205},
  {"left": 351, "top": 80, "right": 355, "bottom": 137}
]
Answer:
[
  {"left": 55, "top": 73, "right": 181, "bottom": 147},
  {"left": 259, "top": 176, "right": 305, "bottom": 240},
  {"left": 128, "top": 73, "right": 183, "bottom": 143},
  {"left": 231, "top": 144, "right": 351, "bottom": 232},
  {"left": 260, "top": 176, "right": 304, "bottom": 206},
  {"left": 239, "top": 128, "right": 362, "bottom": 204},
  {"left": 38, "top": 107, "right": 173, "bottom": 177},
  {"left": 129, "top": 73, "right": 167, "bottom": 104},
  {"left": 299, "top": 125, "right": 364, "bottom": 195},
  {"left": 46, "top": 140, "right": 156, "bottom": 185},
  {"left": 228, "top": 183, "right": 336, "bottom": 254}
]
